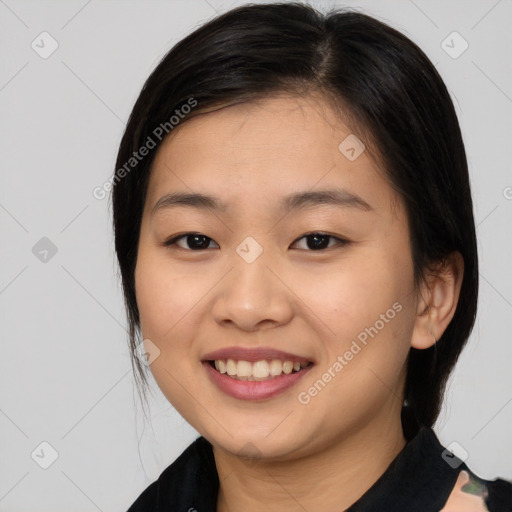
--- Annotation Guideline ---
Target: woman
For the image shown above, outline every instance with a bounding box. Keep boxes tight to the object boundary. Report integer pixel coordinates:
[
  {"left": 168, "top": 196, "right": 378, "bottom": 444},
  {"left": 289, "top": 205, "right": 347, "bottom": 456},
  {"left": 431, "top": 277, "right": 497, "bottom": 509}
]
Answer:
[{"left": 112, "top": 3, "right": 512, "bottom": 510}]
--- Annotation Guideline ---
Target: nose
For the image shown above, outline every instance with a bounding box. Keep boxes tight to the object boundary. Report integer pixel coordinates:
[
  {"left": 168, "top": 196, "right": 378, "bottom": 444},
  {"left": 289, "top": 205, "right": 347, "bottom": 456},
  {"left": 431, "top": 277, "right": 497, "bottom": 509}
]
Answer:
[{"left": 211, "top": 244, "right": 294, "bottom": 332}]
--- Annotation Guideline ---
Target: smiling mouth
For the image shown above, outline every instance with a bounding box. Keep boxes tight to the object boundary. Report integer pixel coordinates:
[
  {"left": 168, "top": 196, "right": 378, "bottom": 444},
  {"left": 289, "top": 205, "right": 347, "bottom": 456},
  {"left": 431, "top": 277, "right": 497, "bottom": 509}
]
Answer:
[{"left": 208, "top": 359, "right": 313, "bottom": 381}]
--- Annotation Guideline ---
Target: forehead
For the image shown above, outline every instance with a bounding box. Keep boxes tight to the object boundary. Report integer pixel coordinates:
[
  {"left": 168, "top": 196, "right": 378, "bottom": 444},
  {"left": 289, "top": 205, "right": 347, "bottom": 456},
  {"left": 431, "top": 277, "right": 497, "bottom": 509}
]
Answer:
[{"left": 145, "top": 94, "right": 397, "bottom": 215}]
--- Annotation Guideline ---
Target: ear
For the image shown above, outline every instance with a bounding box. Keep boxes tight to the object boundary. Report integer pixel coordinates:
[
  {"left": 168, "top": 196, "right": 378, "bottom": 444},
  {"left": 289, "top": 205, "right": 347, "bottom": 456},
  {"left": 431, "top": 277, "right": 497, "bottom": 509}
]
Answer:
[{"left": 410, "top": 251, "right": 464, "bottom": 350}]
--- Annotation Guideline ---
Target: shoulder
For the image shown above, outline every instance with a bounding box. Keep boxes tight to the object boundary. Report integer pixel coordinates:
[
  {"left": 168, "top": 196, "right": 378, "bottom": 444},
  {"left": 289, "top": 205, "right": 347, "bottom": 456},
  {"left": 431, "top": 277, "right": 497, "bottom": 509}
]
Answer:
[
  {"left": 346, "top": 422, "right": 512, "bottom": 512},
  {"left": 401, "top": 409, "right": 512, "bottom": 511},
  {"left": 125, "top": 436, "right": 217, "bottom": 512},
  {"left": 439, "top": 458, "right": 512, "bottom": 511},
  {"left": 125, "top": 479, "right": 158, "bottom": 512}
]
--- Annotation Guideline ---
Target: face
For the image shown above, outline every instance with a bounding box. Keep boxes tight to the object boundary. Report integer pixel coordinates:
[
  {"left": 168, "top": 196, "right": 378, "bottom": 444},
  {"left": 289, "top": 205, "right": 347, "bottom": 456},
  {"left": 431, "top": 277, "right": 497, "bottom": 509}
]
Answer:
[{"left": 135, "top": 93, "right": 420, "bottom": 460}]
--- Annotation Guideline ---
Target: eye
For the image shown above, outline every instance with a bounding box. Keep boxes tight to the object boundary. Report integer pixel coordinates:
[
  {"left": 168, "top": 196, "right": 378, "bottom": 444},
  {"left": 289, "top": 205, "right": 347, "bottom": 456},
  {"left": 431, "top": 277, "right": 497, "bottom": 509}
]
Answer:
[
  {"left": 163, "top": 232, "right": 218, "bottom": 250},
  {"left": 291, "top": 232, "right": 350, "bottom": 251},
  {"left": 163, "top": 231, "right": 350, "bottom": 252}
]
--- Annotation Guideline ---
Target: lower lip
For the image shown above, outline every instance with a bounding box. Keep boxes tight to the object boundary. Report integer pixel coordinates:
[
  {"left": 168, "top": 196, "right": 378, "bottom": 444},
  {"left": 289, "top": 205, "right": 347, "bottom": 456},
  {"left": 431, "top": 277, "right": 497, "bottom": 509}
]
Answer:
[{"left": 203, "top": 361, "right": 313, "bottom": 400}]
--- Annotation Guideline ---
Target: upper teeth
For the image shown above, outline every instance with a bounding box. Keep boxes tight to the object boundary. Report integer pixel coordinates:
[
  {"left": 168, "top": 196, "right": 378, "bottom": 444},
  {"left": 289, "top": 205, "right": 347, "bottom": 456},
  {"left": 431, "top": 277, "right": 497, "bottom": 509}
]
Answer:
[{"left": 214, "top": 359, "right": 309, "bottom": 380}]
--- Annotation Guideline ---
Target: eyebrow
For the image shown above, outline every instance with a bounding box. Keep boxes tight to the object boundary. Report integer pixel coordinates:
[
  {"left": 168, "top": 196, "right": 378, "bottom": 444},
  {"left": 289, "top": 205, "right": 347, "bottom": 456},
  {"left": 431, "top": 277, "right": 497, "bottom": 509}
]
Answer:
[{"left": 151, "top": 188, "right": 373, "bottom": 216}]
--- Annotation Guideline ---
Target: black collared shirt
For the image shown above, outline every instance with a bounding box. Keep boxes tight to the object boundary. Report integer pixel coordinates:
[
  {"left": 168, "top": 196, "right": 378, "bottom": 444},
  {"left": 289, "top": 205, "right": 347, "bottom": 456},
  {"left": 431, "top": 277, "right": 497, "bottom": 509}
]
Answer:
[{"left": 126, "top": 425, "right": 512, "bottom": 511}]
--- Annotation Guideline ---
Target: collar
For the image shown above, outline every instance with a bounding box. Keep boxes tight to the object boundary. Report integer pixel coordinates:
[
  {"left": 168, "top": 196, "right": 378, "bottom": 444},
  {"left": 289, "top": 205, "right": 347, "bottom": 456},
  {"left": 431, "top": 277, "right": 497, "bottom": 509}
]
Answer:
[{"left": 150, "top": 422, "right": 468, "bottom": 511}]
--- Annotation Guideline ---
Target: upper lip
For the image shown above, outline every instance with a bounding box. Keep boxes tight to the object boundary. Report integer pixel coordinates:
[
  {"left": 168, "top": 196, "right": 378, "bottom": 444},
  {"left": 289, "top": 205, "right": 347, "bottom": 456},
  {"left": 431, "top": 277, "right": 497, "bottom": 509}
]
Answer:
[{"left": 202, "top": 347, "right": 314, "bottom": 364}]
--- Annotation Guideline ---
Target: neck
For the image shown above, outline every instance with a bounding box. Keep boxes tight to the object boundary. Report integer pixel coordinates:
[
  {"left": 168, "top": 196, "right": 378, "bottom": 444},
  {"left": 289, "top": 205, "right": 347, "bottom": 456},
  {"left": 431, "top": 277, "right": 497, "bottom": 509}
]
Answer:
[{"left": 213, "top": 402, "right": 407, "bottom": 512}]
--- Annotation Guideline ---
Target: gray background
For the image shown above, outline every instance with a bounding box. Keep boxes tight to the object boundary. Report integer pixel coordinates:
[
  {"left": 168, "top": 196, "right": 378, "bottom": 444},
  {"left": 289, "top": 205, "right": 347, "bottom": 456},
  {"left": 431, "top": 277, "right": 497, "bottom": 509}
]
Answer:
[{"left": 1, "top": 0, "right": 511, "bottom": 510}]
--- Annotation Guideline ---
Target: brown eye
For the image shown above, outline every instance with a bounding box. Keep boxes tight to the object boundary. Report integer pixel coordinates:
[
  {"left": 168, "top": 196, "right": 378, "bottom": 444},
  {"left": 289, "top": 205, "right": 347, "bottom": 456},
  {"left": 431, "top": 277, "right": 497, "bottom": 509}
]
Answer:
[
  {"left": 164, "top": 233, "right": 218, "bottom": 250},
  {"left": 292, "top": 232, "right": 350, "bottom": 251}
]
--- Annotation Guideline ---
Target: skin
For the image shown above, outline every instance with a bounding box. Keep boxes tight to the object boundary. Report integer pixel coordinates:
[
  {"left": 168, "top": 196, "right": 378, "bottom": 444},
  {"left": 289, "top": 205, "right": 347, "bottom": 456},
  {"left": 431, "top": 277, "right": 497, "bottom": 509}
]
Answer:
[{"left": 135, "top": 93, "right": 464, "bottom": 511}]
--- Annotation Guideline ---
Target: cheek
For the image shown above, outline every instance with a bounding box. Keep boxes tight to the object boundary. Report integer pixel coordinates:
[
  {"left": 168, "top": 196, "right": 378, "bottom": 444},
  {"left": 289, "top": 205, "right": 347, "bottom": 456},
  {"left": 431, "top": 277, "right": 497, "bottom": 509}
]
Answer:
[
  {"left": 294, "top": 243, "right": 416, "bottom": 411},
  {"left": 134, "top": 250, "right": 207, "bottom": 411},
  {"left": 135, "top": 248, "right": 202, "bottom": 343},
  {"left": 297, "top": 249, "right": 413, "bottom": 342}
]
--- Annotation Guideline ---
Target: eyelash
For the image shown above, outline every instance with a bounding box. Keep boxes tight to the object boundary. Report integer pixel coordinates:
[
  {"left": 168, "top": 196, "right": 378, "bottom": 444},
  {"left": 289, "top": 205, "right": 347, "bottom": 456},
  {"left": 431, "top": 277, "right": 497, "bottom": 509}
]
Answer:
[{"left": 162, "top": 232, "right": 350, "bottom": 252}]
